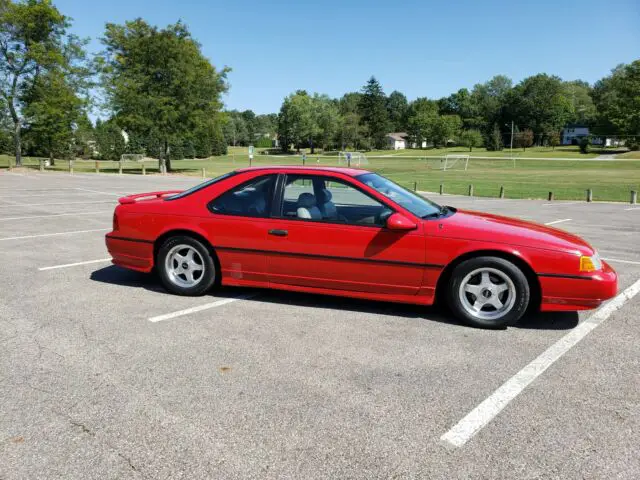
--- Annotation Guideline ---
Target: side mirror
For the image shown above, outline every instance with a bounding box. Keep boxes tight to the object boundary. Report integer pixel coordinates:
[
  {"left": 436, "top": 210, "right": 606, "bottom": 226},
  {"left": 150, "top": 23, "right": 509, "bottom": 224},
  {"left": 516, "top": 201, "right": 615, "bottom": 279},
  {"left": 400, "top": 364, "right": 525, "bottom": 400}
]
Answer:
[{"left": 386, "top": 213, "right": 417, "bottom": 231}]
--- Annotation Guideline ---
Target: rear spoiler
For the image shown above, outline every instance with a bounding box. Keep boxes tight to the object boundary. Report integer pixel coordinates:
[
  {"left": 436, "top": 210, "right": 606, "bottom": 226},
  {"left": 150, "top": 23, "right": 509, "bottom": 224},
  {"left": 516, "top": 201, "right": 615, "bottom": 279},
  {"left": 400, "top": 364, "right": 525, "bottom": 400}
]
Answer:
[{"left": 118, "top": 190, "right": 183, "bottom": 205}]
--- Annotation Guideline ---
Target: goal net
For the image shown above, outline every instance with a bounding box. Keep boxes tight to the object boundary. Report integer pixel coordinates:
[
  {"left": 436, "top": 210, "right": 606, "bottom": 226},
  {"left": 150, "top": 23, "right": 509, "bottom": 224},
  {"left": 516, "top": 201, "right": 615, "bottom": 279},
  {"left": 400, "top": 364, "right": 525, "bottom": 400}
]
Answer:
[
  {"left": 439, "top": 154, "right": 469, "bottom": 171},
  {"left": 120, "top": 154, "right": 144, "bottom": 162},
  {"left": 338, "top": 151, "right": 369, "bottom": 166}
]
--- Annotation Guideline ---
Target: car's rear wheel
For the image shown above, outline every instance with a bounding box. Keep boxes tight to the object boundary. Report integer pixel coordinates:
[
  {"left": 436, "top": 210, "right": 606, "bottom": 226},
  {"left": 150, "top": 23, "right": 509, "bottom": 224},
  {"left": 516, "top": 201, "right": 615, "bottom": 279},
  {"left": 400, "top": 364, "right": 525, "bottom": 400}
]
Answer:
[
  {"left": 448, "top": 256, "right": 530, "bottom": 328},
  {"left": 157, "top": 235, "right": 216, "bottom": 296}
]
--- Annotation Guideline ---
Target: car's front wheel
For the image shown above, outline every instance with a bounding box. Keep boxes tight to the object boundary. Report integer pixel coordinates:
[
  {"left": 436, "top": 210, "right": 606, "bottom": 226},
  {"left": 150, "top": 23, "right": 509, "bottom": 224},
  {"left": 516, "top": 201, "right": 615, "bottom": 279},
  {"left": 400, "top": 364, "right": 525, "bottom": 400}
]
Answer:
[
  {"left": 157, "top": 235, "right": 216, "bottom": 296},
  {"left": 448, "top": 256, "right": 530, "bottom": 328}
]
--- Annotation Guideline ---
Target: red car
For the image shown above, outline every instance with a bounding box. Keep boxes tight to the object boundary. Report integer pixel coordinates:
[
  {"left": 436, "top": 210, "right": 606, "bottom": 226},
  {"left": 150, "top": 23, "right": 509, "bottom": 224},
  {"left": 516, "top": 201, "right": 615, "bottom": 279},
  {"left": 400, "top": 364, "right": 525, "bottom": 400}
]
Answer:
[{"left": 106, "top": 166, "right": 617, "bottom": 328}]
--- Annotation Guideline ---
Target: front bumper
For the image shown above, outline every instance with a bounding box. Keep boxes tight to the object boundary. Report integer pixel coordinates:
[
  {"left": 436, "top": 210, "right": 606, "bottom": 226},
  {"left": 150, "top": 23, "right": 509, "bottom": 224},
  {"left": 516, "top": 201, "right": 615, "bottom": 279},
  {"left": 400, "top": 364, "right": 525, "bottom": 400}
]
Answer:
[
  {"left": 105, "top": 233, "right": 154, "bottom": 273},
  {"left": 539, "top": 261, "right": 618, "bottom": 311}
]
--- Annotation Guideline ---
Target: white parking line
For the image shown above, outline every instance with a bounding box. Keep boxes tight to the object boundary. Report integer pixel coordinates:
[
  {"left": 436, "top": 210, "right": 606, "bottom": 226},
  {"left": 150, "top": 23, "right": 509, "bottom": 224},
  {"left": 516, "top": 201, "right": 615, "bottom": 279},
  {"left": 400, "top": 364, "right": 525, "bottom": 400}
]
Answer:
[
  {"left": 39, "top": 258, "right": 112, "bottom": 271},
  {"left": 544, "top": 218, "right": 572, "bottom": 225},
  {"left": 0, "top": 210, "right": 112, "bottom": 221},
  {"left": 603, "top": 257, "right": 640, "bottom": 266},
  {"left": 148, "top": 293, "right": 258, "bottom": 323},
  {"left": 7, "top": 200, "right": 115, "bottom": 207},
  {"left": 542, "top": 202, "right": 580, "bottom": 206},
  {"left": 440, "top": 276, "right": 640, "bottom": 448},
  {"left": 0, "top": 228, "right": 109, "bottom": 242},
  {"left": 75, "top": 188, "right": 123, "bottom": 196},
  {"left": 624, "top": 207, "right": 640, "bottom": 211}
]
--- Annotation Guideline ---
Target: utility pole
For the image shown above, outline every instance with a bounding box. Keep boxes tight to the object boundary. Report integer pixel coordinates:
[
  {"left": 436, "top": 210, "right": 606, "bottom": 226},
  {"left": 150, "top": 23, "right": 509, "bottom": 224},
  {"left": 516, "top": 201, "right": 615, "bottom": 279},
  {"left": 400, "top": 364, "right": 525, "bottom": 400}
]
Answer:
[{"left": 510, "top": 121, "right": 514, "bottom": 155}]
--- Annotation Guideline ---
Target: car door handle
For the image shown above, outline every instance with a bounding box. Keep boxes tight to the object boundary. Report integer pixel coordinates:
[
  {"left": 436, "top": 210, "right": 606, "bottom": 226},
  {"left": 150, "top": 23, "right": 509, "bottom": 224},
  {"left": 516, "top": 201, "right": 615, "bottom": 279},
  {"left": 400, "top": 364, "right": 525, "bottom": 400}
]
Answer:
[{"left": 268, "top": 229, "right": 288, "bottom": 237}]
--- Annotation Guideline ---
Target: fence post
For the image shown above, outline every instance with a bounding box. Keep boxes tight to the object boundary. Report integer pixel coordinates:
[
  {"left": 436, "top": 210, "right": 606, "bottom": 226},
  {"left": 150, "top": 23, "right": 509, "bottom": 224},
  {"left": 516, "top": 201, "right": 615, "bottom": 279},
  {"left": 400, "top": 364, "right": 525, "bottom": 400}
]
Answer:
[
  {"left": 413, "top": 181, "right": 417, "bottom": 191},
  {"left": 118, "top": 161, "right": 123, "bottom": 175},
  {"left": 40, "top": 158, "right": 44, "bottom": 172},
  {"left": 142, "top": 163, "right": 146, "bottom": 175},
  {"left": 499, "top": 186, "right": 505, "bottom": 198},
  {"left": 586, "top": 188, "right": 593, "bottom": 203},
  {"left": 95, "top": 161, "right": 100, "bottom": 174},
  {"left": 8, "top": 157, "right": 12, "bottom": 171},
  {"left": 631, "top": 190, "right": 637, "bottom": 205},
  {"left": 439, "top": 184, "right": 444, "bottom": 195},
  {"left": 468, "top": 184, "right": 474, "bottom": 196},
  {"left": 201, "top": 167, "right": 206, "bottom": 179},
  {"left": 69, "top": 159, "right": 73, "bottom": 175},
  {"left": 548, "top": 191, "right": 554, "bottom": 201}
]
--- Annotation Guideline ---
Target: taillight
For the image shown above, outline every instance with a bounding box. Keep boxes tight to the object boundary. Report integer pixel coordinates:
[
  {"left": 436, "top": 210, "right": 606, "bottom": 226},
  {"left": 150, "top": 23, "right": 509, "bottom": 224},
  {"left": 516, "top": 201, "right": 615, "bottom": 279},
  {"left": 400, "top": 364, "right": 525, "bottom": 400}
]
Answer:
[{"left": 113, "top": 211, "right": 119, "bottom": 231}]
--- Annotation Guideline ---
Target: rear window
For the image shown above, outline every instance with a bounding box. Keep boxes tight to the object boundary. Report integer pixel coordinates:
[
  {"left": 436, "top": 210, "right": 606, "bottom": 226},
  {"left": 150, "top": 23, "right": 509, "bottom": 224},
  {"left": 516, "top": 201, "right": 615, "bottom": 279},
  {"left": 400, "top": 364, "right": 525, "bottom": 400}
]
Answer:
[{"left": 164, "top": 172, "right": 236, "bottom": 201}]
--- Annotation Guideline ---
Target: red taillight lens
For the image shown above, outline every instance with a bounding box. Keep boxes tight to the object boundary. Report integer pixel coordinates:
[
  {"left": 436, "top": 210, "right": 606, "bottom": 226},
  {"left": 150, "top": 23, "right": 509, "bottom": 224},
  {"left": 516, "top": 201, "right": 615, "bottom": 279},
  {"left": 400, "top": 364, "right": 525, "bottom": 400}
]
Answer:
[{"left": 113, "top": 211, "right": 119, "bottom": 231}]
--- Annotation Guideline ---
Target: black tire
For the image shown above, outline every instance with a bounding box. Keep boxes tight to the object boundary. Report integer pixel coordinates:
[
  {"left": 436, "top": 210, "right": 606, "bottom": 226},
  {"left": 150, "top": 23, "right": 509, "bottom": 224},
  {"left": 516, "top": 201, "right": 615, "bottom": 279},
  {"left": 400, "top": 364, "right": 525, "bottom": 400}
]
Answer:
[
  {"left": 447, "top": 256, "right": 530, "bottom": 329},
  {"left": 157, "top": 235, "right": 217, "bottom": 296}
]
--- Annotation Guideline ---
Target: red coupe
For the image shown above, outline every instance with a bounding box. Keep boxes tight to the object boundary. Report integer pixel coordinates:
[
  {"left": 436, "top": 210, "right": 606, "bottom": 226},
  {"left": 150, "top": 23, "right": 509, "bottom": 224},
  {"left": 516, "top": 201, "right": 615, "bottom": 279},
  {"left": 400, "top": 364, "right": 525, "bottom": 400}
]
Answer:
[{"left": 106, "top": 166, "right": 617, "bottom": 328}]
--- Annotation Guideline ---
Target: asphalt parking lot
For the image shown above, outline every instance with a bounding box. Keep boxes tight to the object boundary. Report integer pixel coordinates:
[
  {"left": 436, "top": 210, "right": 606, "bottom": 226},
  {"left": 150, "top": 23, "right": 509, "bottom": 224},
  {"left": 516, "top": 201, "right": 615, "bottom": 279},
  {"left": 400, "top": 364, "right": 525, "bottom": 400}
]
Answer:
[{"left": 1, "top": 169, "right": 639, "bottom": 479}]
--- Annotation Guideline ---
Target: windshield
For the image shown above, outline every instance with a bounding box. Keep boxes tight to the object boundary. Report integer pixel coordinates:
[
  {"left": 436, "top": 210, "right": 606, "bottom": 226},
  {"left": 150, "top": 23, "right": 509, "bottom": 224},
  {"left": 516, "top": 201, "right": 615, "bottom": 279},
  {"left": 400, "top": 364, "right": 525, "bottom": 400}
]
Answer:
[
  {"left": 356, "top": 173, "right": 442, "bottom": 218},
  {"left": 165, "top": 172, "right": 236, "bottom": 200}
]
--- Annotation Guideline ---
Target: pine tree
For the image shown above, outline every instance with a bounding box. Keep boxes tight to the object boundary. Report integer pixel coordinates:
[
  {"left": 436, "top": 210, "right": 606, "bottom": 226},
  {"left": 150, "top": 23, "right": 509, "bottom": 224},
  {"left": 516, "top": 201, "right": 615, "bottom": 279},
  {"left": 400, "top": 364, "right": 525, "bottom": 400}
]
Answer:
[{"left": 359, "top": 77, "right": 390, "bottom": 149}]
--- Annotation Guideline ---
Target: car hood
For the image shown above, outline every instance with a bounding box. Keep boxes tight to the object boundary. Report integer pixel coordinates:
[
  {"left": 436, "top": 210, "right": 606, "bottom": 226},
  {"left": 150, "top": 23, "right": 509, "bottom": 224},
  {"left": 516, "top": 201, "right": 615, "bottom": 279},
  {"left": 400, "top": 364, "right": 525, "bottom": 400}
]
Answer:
[{"left": 436, "top": 209, "right": 594, "bottom": 255}]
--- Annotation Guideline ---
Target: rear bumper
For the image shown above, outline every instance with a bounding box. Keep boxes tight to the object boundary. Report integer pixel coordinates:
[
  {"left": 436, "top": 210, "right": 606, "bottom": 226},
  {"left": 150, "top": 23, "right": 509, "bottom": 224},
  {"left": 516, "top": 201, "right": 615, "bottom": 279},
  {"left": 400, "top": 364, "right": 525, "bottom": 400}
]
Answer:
[
  {"left": 105, "top": 233, "right": 154, "bottom": 273},
  {"left": 539, "top": 261, "right": 618, "bottom": 311}
]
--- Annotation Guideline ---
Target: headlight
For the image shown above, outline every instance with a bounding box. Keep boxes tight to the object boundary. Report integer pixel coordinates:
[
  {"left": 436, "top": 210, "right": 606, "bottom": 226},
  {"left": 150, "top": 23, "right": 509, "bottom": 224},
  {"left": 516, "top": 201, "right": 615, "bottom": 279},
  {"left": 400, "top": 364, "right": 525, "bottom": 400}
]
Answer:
[{"left": 580, "top": 253, "right": 602, "bottom": 272}]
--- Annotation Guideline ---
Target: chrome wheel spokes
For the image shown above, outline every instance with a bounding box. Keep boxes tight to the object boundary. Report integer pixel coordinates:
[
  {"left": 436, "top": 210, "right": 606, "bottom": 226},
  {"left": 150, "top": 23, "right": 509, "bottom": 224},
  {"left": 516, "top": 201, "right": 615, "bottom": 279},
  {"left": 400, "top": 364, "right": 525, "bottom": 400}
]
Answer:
[{"left": 459, "top": 267, "right": 516, "bottom": 321}]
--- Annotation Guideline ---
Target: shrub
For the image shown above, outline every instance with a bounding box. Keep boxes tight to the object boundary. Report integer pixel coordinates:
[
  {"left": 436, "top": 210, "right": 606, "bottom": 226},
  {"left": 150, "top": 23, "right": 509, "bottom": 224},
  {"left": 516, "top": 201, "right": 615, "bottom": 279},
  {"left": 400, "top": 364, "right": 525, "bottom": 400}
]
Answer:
[{"left": 579, "top": 136, "right": 590, "bottom": 154}]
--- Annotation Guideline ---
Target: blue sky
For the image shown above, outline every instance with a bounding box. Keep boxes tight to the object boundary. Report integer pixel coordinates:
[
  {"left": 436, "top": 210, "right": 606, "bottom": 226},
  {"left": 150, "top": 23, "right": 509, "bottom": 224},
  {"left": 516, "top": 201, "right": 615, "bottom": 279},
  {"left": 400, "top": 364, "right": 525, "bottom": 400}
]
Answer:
[{"left": 56, "top": 0, "right": 639, "bottom": 114}]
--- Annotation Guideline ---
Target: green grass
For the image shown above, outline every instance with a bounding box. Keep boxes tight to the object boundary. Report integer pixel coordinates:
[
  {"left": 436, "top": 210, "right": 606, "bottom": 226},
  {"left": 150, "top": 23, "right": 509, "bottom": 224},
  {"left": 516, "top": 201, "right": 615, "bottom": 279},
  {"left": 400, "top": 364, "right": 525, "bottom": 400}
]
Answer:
[{"left": 2, "top": 151, "right": 639, "bottom": 202}]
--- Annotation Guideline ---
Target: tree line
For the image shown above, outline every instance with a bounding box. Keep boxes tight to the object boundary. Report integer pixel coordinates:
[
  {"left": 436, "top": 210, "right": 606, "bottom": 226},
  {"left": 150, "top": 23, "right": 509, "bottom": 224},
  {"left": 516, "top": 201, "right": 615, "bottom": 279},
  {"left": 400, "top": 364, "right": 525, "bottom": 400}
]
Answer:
[
  {"left": 1, "top": 0, "right": 639, "bottom": 172},
  {"left": 277, "top": 67, "right": 640, "bottom": 153}
]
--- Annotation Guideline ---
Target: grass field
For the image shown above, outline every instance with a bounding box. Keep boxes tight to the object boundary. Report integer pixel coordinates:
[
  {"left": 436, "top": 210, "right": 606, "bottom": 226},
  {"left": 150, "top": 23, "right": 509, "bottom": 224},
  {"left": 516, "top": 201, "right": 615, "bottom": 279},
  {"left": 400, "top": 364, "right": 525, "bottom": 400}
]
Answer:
[{"left": 2, "top": 148, "right": 639, "bottom": 202}]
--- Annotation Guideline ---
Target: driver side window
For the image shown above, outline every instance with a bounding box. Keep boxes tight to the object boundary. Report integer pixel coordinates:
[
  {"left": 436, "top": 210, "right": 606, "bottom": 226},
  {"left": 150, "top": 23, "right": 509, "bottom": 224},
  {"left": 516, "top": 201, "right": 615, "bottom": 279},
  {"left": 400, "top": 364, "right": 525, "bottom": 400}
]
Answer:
[
  {"left": 209, "top": 175, "right": 275, "bottom": 218},
  {"left": 281, "top": 175, "right": 391, "bottom": 226}
]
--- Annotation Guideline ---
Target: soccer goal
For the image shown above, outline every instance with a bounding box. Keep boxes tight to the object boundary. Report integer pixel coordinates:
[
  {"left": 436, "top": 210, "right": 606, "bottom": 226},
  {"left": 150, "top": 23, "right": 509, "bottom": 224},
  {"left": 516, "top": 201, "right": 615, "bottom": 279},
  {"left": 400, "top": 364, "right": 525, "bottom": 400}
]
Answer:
[
  {"left": 338, "top": 151, "right": 369, "bottom": 167},
  {"left": 120, "top": 154, "right": 144, "bottom": 162},
  {"left": 440, "top": 154, "right": 470, "bottom": 171}
]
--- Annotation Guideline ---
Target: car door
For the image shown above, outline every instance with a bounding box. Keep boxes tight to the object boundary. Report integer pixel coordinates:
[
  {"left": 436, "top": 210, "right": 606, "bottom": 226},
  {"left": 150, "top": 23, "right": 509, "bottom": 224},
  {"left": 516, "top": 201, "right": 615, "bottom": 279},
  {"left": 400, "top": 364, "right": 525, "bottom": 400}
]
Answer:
[
  {"left": 265, "top": 173, "right": 426, "bottom": 296},
  {"left": 201, "top": 173, "right": 277, "bottom": 287}
]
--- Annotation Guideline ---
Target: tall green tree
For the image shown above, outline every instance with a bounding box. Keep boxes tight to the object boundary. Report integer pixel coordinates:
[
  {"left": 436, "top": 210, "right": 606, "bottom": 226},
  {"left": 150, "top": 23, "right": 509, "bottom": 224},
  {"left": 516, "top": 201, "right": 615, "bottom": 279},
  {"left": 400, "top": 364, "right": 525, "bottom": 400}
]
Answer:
[
  {"left": 359, "top": 76, "right": 389, "bottom": 149},
  {"left": 277, "top": 90, "right": 315, "bottom": 152},
  {"left": 564, "top": 80, "right": 596, "bottom": 125},
  {"left": 506, "top": 74, "right": 573, "bottom": 142},
  {"left": 98, "top": 19, "right": 229, "bottom": 172},
  {"left": 591, "top": 60, "right": 640, "bottom": 140},
  {"left": 22, "top": 70, "right": 85, "bottom": 163},
  {"left": 406, "top": 97, "right": 438, "bottom": 148},
  {"left": 0, "top": 0, "right": 87, "bottom": 166},
  {"left": 386, "top": 90, "right": 408, "bottom": 131},
  {"left": 432, "top": 115, "right": 462, "bottom": 147}
]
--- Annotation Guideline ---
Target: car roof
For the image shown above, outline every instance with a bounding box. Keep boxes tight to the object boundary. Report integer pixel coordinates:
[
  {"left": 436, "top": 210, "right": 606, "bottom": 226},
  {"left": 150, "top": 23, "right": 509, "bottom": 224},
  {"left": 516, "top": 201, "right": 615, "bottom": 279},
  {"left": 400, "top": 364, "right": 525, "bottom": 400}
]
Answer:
[{"left": 234, "top": 165, "right": 371, "bottom": 177}]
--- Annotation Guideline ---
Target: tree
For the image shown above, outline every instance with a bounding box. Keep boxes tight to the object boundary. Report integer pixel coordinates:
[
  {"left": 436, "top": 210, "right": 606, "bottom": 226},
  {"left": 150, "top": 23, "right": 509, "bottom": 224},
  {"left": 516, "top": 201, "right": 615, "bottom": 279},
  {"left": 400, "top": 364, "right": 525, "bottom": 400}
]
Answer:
[
  {"left": 22, "top": 70, "right": 85, "bottom": 164},
  {"left": 488, "top": 124, "right": 503, "bottom": 151},
  {"left": 0, "top": 0, "right": 88, "bottom": 166},
  {"left": 94, "top": 118, "right": 126, "bottom": 160},
  {"left": 432, "top": 115, "right": 462, "bottom": 148},
  {"left": 98, "top": 19, "right": 229, "bottom": 172},
  {"left": 564, "top": 80, "right": 596, "bottom": 125},
  {"left": 506, "top": 74, "right": 573, "bottom": 141},
  {"left": 386, "top": 90, "right": 408, "bottom": 131},
  {"left": 359, "top": 76, "right": 389, "bottom": 149},
  {"left": 406, "top": 97, "right": 438, "bottom": 148},
  {"left": 548, "top": 131, "right": 561, "bottom": 150},
  {"left": 459, "top": 129, "right": 484, "bottom": 152},
  {"left": 515, "top": 128, "right": 534, "bottom": 150},
  {"left": 470, "top": 75, "right": 513, "bottom": 139},
  {"left": 312, "top": 94, "right": 339, "bottom": 151},
  {"left": 277, "top": 90, "right": 315, "bottom": 152},
  {"left": 591, "top": 60, "right": 640, "bottom": 139}
]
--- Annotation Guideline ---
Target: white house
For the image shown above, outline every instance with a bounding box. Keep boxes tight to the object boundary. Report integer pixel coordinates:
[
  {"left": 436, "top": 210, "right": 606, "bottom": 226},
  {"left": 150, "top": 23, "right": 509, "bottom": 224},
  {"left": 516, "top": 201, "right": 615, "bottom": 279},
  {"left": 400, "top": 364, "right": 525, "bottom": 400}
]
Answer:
[
  {"left": 561, "top": 125, "right": 589, "bottom": 145},
  {"left": 386, "top": 133, "right": 407, "bottom": 150}
]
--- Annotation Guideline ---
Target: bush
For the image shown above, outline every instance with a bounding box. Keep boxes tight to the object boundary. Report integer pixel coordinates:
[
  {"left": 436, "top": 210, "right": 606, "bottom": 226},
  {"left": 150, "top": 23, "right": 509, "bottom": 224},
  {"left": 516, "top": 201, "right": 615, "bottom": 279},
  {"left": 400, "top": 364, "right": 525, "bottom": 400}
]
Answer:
[
  {"left": 579, "top": 136, "right": 590, "bottom": 154},
  {"left": 627, "top": 139, "right": 639, "bottom": 151},
  {"left": 210, "top": 127, "right": 227, "bottom": 156}
]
